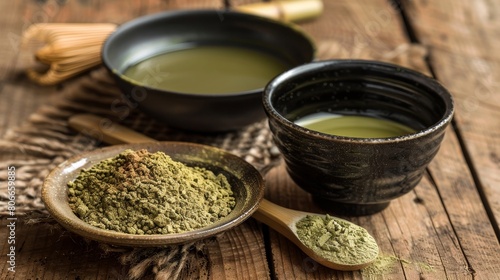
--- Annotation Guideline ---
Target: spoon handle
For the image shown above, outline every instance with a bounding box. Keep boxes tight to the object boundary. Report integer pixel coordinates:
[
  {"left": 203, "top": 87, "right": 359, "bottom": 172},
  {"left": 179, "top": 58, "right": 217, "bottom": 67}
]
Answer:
[
  {"left": 69, "top": 114, "right": 156, "bottom": 144},
  {"left": 253, "top": 199, "right": 305, "bottom": 243}
]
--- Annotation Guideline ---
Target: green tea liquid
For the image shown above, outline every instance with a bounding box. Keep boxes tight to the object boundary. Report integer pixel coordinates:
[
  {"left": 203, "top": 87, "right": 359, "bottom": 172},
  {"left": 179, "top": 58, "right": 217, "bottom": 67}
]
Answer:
[
  {"left": 295, "top": 113, "right": 416, "bottom": 138},
  {"left": 123, "top": 45, "right": 289, "bottom": 94}
]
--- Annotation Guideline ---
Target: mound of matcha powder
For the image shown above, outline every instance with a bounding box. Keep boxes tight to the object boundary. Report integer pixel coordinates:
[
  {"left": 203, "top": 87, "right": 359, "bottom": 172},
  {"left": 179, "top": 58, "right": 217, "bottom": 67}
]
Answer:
[
  {"left": 296, "top": 215, "right": 379, "bottom": 265},
  {"left": 68, "top": 149, "right": 236, "bottom": 235}
]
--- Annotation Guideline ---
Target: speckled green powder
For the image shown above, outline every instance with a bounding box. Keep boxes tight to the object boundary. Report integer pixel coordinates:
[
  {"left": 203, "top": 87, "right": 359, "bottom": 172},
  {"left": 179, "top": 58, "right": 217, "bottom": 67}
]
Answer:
[
  {"left": 67, "top": 149, "right": 236, "bottom": 234},
  {"left": 361, "top": 255, "right": 400, "bottom": 276},
  {"left": 361, "top": 254, "right": 434, "bottom": 276},
  {"left": 295, "top": 215, "right": 379, "bottom": 265}
]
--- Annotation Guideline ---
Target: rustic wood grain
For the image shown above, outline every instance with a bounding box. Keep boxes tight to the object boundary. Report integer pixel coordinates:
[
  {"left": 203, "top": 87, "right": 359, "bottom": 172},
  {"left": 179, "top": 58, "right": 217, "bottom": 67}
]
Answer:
[
  {"left": 402, "top": 0, "right": 500, "bottom": 276},
  {"left": 403, "top": 0, "right": 500, "bottom": 61},
  {"left": 426, "top": 127, "right": 500, "bottom": 278},
  {"left": 0, "top": 1, "right": 58, "bottom": 137},
  {"left": 1, "top": 221, "right": 124, "bottom": 279},
  {"left": 432, "top": 42, "right": 500, "bottom": 228},
  {"left": 404, "top": 0, "right": 500, "bottom": 226},
  {"left": 205, "top": 221, "right": 270, "bottom": 279}
]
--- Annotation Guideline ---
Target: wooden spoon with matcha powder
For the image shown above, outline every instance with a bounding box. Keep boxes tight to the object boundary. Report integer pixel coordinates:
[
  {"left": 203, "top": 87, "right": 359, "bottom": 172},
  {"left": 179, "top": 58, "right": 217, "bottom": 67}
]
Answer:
[{"left": 69, "top": 114, "right": 379, "bottom": 271}]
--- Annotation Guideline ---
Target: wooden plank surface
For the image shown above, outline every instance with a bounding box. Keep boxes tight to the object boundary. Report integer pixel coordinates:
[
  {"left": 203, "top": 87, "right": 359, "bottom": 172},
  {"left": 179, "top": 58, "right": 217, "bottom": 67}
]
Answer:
[
  {"left": 1, "top": 0, "right": 499, "bottom": 279},
  {"left": 403, "top": 0, "right": 500, "bottom": 233},
  {"left": 403, "top": 1, "right": 500, "bottom": 277}
]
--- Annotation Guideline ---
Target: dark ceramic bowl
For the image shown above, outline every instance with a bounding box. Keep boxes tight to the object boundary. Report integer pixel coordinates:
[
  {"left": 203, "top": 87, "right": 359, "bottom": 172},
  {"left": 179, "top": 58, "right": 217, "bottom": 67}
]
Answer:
[
  {"left": 263, "top": 60, "right": 454, "bottom": 216},
  {"left": 42, "top": 142, "right": 264, "bottom": 246},
  {"left": 102, "top": 9, "right": 314, "bottom": 132}
]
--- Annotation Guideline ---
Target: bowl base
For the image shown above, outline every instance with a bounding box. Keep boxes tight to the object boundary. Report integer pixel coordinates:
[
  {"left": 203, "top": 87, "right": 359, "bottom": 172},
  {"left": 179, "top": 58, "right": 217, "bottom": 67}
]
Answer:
[{"left": 313, "top": 197, "right": 390, "bottom": 216}]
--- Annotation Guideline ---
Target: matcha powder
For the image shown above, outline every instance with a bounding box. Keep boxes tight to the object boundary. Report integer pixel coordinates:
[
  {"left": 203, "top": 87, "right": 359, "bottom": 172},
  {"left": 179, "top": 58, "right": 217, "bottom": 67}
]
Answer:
[
  {"left": 68, "top": 149, "right": 236, "bottom": 235},
  {"left": 295, "top": 215, "right": 379, "bottom": 266}
]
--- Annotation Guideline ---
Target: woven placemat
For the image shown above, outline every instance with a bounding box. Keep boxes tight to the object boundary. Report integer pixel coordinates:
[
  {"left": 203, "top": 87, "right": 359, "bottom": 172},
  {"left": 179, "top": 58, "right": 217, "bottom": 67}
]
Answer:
[{"left": 0, "top": 67, "right": 280, "bottom": 279}]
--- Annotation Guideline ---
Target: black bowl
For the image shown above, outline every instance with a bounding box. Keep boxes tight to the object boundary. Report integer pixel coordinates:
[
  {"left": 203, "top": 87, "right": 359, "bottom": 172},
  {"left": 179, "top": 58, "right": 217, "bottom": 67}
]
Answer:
[
  {"left": 102, "top": 9, "right": 314, "bottom": 132},
  {"left": 263, "top": 60, "right": 454, "bottom": 216}
]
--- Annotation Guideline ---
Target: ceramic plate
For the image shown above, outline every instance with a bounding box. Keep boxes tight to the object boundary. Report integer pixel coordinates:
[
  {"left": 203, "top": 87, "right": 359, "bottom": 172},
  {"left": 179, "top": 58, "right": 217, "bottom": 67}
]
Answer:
[{"left": 42, "top": 142, "right": 265, "bottom": 246}]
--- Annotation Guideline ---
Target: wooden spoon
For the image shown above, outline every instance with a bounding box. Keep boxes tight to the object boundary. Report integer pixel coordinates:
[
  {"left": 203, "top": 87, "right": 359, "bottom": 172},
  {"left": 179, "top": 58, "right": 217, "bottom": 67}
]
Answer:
[
  {"left": 253, "top": 199, "right": 379, "bottom": 271},
  {"left": 68, "top": 114, "right": 379, "bottom": 271}
]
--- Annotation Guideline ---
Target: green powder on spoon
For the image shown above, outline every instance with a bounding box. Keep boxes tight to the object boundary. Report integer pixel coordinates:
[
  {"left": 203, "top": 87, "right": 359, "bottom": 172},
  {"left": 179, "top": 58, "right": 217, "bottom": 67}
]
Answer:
[{"left": 295, "top": 214, "right": 379, "bottom": 266}]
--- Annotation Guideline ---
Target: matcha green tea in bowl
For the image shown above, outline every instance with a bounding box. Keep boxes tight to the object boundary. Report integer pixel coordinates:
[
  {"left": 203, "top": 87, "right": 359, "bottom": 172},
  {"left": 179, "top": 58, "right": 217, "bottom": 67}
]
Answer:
[
  {"left": 102, "top": 9, "right": 314, "bottom": 132},
  {"left": 294, "top": 113, "right": 416, "bottom": 138},
  {"left": 263, "top": 59, "right": 454, "bottom": 216},
  {"left": 123, "top": 45, "right": 290, "bottom": 95}
]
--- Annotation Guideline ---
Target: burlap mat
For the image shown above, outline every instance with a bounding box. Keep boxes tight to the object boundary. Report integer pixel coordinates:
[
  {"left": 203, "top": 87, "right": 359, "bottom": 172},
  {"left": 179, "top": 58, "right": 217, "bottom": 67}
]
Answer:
[{"left": 0, "top": 67, "right": 280, "bottom": 279}]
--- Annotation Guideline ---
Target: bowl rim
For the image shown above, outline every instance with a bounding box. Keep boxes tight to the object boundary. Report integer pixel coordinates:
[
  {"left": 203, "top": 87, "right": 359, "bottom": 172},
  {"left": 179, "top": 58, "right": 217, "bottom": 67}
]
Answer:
[
  {"left": 263, "top": 59, "right": 455, "bottom": 144},
  {"left": 101, "top": 9, "right": 316, "bottom": 98},
  {"left": 41, "top": 141, "right": 265, "bottom": 246}
]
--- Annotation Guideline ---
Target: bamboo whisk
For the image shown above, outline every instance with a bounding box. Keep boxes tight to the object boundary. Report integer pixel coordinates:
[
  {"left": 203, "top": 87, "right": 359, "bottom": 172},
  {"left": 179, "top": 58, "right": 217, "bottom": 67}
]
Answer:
[
  {"left": 22, "top": 23, "right": 117, "bottom": 85},
  {"left": 22, "top": 0, "right": 323, "bottom": 86}
]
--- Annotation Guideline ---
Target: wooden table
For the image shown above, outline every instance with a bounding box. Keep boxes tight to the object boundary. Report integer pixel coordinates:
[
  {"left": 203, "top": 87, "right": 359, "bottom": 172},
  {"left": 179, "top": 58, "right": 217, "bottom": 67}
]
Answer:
[{"left": 1, "top": 0, "right": 499, "bottom": 279}]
